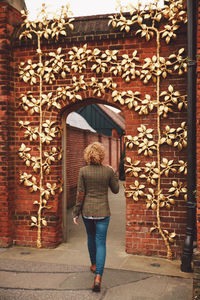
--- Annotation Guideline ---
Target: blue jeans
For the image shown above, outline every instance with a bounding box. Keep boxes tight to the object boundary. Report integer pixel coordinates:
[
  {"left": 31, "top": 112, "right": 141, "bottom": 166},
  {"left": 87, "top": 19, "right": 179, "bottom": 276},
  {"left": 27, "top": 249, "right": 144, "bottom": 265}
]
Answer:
[{"left": 82, "top": 217, "right": 110, "bottom": 277}]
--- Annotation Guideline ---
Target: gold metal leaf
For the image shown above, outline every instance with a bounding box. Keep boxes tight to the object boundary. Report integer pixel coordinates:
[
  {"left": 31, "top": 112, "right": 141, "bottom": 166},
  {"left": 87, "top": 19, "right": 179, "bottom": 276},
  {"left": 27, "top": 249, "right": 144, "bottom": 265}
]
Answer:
[
  {"left": 151, "top": 203, "right": 157, "bottom": 210},
  {"left": 42, "top": 219, "right": 47, "bottom": 226},
  {"left": 31, "top": 216, "right": 37, "bottom": 224}
]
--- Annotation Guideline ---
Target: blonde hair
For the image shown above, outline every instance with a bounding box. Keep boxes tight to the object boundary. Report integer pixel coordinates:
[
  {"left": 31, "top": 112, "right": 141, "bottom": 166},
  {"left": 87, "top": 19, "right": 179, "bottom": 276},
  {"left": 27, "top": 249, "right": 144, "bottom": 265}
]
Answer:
[{"left": 84, "top": 142, "right": 105, "bottom": 165}]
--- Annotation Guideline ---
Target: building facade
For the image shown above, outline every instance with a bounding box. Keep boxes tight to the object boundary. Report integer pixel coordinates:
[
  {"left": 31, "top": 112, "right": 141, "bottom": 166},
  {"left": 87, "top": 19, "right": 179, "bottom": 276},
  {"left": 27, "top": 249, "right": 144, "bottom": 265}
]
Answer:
[{"left": 0, "top": 0, "right": 198, "bottom": 270}]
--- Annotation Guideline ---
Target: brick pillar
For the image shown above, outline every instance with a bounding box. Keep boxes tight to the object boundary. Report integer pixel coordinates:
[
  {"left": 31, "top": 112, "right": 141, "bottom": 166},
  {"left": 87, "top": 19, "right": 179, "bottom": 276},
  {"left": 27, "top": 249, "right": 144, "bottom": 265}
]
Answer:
[{"left": 0, "top": 2, "right": 21, "bottom": 247}]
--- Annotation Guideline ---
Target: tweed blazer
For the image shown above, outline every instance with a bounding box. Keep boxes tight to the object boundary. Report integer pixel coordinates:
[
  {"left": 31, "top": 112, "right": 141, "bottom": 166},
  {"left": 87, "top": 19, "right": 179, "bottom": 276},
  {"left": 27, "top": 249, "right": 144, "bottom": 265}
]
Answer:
[{"left": 72, "top": 165, "right": 119, "bottom": 218}]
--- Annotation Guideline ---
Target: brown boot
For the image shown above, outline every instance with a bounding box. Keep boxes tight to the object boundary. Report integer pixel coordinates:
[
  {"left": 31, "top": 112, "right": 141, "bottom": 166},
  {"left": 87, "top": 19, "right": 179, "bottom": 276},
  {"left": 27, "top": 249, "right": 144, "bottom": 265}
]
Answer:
[
  {"left": 92, "top": 274, "right": 101, "bottom": 292},
  {"left": 90, "top": 264, "right": 96, "bottom": 273}
]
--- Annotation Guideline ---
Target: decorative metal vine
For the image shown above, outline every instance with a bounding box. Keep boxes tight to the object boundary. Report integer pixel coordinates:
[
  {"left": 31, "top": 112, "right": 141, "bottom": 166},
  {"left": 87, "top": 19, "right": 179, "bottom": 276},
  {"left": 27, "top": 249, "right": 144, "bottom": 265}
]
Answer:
[
  {"left": 18, "top": 4, "right": 74, "bottom": 248},
  {"left": 18, "top": 1, "right": 187, "bottom": 256},
  {"left": 108, "top": 0, "right": 188, "bottom": 259}
]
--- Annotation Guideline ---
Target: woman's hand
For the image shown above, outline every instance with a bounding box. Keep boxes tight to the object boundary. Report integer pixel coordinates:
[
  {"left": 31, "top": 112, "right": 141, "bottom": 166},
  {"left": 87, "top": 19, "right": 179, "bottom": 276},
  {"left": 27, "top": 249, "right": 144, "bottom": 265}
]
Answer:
[{"left": 73, "top": 216, "right": 79, "bottom": 225}]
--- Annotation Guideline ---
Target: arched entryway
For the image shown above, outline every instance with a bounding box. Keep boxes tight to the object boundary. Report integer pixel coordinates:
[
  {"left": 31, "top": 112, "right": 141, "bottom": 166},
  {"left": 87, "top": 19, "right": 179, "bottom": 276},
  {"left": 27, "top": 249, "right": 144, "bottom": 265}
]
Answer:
[{"left": 61, "top": 99, "right": 125, "bottom": 244}]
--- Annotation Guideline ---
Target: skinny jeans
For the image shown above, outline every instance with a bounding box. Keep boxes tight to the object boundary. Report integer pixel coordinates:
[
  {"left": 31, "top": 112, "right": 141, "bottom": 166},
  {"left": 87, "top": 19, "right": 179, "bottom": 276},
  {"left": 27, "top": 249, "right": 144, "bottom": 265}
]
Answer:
[{"left": 82, "top": 216, "right": 110, "bottom": 277}]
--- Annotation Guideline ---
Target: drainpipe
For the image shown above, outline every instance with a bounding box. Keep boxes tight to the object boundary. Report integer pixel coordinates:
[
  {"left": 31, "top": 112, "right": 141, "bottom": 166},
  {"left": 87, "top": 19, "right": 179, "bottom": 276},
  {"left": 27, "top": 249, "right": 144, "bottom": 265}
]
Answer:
[{"left": 180, "top": 0, "right": 197, "bottom": 273}]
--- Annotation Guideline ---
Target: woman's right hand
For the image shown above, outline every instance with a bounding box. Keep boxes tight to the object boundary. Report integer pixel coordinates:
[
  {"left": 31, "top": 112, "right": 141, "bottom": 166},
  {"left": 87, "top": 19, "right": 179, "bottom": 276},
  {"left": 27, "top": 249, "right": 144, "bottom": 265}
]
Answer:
[{"left": 73, "top": 216, "right": 79, "bottom": 225}]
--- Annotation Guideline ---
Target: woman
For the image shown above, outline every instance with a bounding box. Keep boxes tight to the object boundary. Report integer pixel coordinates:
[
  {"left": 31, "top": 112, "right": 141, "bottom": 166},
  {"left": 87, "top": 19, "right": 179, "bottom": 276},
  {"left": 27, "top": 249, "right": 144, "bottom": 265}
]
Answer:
[{"left": 72, "top": 142, "right": 119, "bottom": 292}]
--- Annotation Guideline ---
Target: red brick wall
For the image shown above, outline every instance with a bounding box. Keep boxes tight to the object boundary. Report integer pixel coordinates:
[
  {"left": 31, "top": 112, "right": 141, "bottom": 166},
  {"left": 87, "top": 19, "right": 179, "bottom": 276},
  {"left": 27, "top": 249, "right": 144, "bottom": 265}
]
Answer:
[
  {"left": 0, "top": 3, "right": 22, "bottom": 247},
  {"left": 66, "top": 125, "right": 120, "bottom": 208},
  {"left": 0, "top": 3, "right": 189, "bottom": 258},
  {"left": 100, "top": 135, "right": 110, "bottom": 165},
  {"left": 66, "top": 125, "right": 86, "bottom": 208},
  {"left": 110, "top": 137, "right": 119, "bottom": 171}
]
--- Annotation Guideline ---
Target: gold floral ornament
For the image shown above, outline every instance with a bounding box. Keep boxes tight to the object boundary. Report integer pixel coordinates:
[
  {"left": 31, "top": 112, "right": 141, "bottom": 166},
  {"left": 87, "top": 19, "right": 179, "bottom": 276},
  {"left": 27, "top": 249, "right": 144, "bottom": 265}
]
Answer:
[
  {"left": 18, "top": 93, "right": 40, "bottom": 114},
  {"left": 140, "top": 162, "right": 159, "bottom": 186},
  {"left": 109, "top": 0, "right": 187, "bottom": 41},
  {"left": 56, "top": 75, "right": 86, "bottom": 102},
  {"left": 125, "top": 125, "right": 156, "bottom": 156},
  {"left": 20, "top": 4, "right": 74, "bottom": 40},
  {"left": 110, "top": 0, "right": 187, "bottom": 259},
  {"left": 19, "top": 121, "right": 39, "bottom": 141},
  {"left": 159, "top": 84, "right": 187, "bottom": 118},
  {"left": 43, "top": 147, "right": 63, "bottom": 175},
  {"left": 117, "top": 51, "right": 140, "bottom": 82},
  {"left": 90, "top": 77, "right": 117, "bottom": 98},
  {"left": 160, "top": 157, "right": 187, "bottom": 177},
  {"left": 67, "top": 43, "right": 141, "bottom": 83},
  {"left": 140, "top": 49, "right": 187, "bottom": 85},
  {"left": 107, "top": 51, "right": 187, "bottom": 112},
  {"left": 125, "top": 180, "right": 145, "bottom": 201},
  {"left": 150, "top": 225, "right": 177, "bottom": 245},
  {"left": 125, "top": 156, "right": 187, "bottom": 181},
  {"left": 168, "top": 180, "right": 187, "bottom": 201},
  {"left": 125, "top": 156, "right": 187, "bottom": 204},
  {"left": 124, "top": 157, "right": 141, "bottom": 178},
  {"left": 161, "top": 122, "right": 187, "bottom": 150},
  {"left": 18, "top": 4, "right": 74, "bottom": 248},
  {"left": 68, "top": 45, "right": 90, "bottom": 73}
]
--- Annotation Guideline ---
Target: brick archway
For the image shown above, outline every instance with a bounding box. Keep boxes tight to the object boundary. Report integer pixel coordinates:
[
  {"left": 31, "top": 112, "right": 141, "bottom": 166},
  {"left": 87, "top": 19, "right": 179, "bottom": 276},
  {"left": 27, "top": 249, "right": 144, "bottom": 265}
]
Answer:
[
  {"left": 0, "top": 2, "right": 189, "bottom": 259},
  {"left": 61, "top": 98, "right": 124, "bottom": 242}
]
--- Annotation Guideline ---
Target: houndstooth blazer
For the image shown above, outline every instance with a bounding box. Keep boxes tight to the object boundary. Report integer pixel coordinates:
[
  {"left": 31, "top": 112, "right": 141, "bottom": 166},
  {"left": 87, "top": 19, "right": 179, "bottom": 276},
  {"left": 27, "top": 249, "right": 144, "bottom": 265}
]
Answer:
[{"left": 72, "top": 165, "right": 119, "bottom": 218}]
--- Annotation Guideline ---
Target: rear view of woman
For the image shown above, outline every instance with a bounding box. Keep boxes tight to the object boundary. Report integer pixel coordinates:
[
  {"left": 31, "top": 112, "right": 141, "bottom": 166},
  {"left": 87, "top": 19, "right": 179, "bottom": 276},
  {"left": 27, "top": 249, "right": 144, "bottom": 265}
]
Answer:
[{"left": 72, "top": 142, "right": 119, "bottom": 292}]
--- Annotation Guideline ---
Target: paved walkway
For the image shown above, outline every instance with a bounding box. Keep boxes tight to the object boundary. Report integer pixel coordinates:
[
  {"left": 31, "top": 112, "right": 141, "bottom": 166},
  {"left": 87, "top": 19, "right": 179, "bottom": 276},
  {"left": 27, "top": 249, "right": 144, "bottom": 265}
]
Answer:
[{"left": 0, "top": 181, "right": 193, "bottom": 299}]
